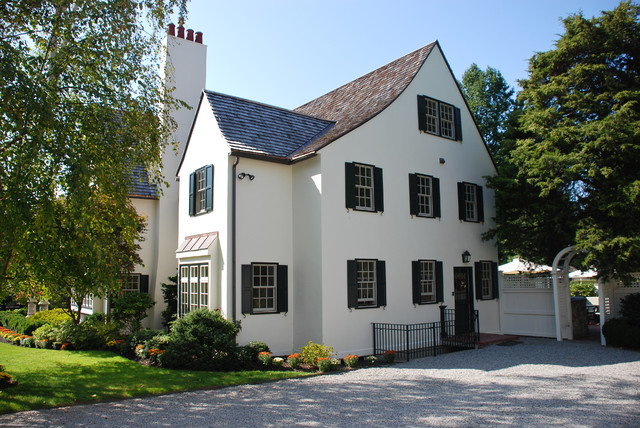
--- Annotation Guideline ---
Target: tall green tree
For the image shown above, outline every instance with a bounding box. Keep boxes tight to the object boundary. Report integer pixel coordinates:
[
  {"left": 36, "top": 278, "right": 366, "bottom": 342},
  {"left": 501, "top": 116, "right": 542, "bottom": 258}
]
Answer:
[
  {"left": 490, "top": 1, "right": 640, "bottom": 279},
  {"left": 459, "top": 63, "right": 514, "bottom": 156},
  {"left": 0, "top": 1, "right": 187, "bottom": 300}
]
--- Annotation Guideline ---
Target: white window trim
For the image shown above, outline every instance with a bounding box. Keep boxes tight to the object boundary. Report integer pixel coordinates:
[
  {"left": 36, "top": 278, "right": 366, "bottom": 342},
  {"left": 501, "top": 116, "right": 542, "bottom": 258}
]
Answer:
[
  {"left": 179, "top": 262, "right": 210, "bottom": 316},
  {"left": 252, "top": 263, "right": 277, "bottom": 313},
  {"left": 464, "top": 183, "right": 478, "bottom": 222},
  {"left": 481, "top": 261, "right": 493, "bottom": 299},
  {"left": 123, "top": 274, "right": 140, "bottom": 294},
  {"left": 424, "top": 98, "right": 439, "bottom": 135},
  {"left": 195, "top": 168, "right": 207, "bottom": 214},
  {"left": 354, "top": 164, "right": 374, "bottom": 211},
  {"left": 439, "top": 102, "right": 455, "bottom": 139},
  {"left": 420, "top": 260, "right": 436, "bottom": 304},
  {"left": 417, "top": 174, "right": 433, "bottom": 217},
  {"left": 357, "top": 259, "right": 377, "bottom": 308}
]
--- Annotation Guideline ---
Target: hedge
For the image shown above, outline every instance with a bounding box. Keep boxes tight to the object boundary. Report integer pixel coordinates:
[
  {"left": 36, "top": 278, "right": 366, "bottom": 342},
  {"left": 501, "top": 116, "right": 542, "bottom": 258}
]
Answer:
[{"left": 0, "top": 311, "right": 46, "bottom": 335}]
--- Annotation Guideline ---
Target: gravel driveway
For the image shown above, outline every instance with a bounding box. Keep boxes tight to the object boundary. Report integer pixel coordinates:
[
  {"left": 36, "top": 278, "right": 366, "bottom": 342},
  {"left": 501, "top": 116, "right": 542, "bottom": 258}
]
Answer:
[{"left": 1, "top": 337, "right": 639, "bottom": 427}]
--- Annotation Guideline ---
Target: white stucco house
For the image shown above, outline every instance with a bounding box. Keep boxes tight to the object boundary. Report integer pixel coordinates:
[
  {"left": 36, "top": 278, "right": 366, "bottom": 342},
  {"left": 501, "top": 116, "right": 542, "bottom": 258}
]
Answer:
[{"left": 173, "top": 37, "right": 501, "bottom": 356}]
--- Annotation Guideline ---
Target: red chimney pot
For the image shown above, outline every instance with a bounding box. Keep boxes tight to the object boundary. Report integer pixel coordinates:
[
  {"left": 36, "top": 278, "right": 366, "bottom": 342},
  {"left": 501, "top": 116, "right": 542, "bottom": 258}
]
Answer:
[
  {"left": 186, "top": 29, "right": 194, "bottom": 41},
  {"left": 168, "top": 23, "right": 175, "bottom": 36},
  {"left": 195, "top": 31, "right": 203, "bottom": 44},
  {"left": 177, "top": 24, "right": 185, "bottom": 39}
]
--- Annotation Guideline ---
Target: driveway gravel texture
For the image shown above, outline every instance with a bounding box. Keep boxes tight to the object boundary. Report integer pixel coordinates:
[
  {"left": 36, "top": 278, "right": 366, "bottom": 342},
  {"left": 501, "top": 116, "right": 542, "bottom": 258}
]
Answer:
[{"left": 1, "top": 337, "right": 639, "bottom": 427}]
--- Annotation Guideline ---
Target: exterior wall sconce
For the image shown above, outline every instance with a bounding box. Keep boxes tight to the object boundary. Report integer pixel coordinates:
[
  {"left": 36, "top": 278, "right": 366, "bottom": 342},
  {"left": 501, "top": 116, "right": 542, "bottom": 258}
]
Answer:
[
  {"left": 462, "top": 250, "right": 471, "bottom": 264},
  {"left": 238, "top": 172, "right": 255, "bottom": 180},
  {"left": 439, "top": 157, "right": 445, "bottom": 164}
]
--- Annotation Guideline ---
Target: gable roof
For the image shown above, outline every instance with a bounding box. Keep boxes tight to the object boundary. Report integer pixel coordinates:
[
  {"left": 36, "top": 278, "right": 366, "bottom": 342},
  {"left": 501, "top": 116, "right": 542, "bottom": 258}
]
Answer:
[
  {"left": 203, "top": 90, "right": 334, "bottom": 162},
  {"left": 292, "top": 42, "right": 437, "bottom": 158}
]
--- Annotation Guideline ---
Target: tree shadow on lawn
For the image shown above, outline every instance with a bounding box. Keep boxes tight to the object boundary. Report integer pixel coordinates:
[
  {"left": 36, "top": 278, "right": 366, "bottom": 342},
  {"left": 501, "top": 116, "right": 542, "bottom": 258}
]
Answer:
[{"left": 0, "top": 348, "right": 296, "bottom": 415}]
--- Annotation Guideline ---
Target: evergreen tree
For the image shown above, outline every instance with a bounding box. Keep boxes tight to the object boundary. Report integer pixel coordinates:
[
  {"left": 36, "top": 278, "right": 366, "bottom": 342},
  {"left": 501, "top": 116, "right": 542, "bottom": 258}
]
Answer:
[{"left": 490, "top": 1, "right": 640, "bottom": 279}]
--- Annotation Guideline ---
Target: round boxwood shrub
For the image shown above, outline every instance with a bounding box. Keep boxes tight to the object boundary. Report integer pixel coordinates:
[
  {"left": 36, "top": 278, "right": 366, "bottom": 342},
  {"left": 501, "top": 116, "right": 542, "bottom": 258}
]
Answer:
[
  {"left": 237, "top": 341, "right": 271, "bottom": 368},
  {"left": 158, "top": 309, "right": 240, "bottom": 370}
]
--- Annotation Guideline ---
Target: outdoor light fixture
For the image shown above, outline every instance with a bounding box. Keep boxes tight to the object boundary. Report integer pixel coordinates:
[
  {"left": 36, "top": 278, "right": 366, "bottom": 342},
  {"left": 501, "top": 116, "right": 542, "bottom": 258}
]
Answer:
[
  {"left": 439, "top": 157, "right": 446, "bottom": 164},
  {"left": 238, "top": 172, "right": 255, "bottom": 181},
  {"left": 462, "top": 250, "right": 471, "bottom": 264}
]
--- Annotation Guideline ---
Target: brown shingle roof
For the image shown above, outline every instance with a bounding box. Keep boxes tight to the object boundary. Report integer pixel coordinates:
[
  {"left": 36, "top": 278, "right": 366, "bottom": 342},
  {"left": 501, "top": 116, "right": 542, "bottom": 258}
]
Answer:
[{"left": 292, "top": 42, "right": 437, "bottom": 159}]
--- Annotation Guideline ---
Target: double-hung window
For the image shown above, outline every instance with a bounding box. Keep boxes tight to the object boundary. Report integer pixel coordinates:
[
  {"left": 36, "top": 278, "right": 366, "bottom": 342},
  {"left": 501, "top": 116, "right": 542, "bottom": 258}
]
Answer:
[
  {"left": 189, "top": 165, "right": 214, "bottom": 216},
  {"left": 123, "top": 273, "right": 149, "bottom": 294},
  {"left": 178, "top": 263, "right": 209, "bottom": 316},
  {"left": 417, "top": 95, "right": 462, "bottom": 141},
  {"left": 412, "top": 260, "right": 443, "bottom": 304},
  {"left": 345, "top": 162, "right": 384, "bottom": 213},
  {"left": 474, "top": 261, "right": 499, "bottom": 300},
  {"left": 409, "top": 173, "right": 441, "bottom": 218},
  {"left": 241, "top": 263, "right": 288, "bottom": 314},
  {"left": 347, "top": 259, "right": 386, "bottom": 309},
  {"left": 457, "top": 182, "right": 484, "bottom": 223}
]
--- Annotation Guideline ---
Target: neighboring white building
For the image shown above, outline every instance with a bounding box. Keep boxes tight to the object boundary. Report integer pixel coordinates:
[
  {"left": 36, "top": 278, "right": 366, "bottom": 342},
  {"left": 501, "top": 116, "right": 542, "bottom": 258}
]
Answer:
[{"left": 174, "top": 39, "right": 500, "bottom": 356}]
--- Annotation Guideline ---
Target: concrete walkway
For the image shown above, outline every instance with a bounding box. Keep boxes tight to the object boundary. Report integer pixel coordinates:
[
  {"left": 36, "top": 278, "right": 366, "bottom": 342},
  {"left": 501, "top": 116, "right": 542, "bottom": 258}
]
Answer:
[{"left": 1, "top": 337, "right": 639, "bottom": 427}]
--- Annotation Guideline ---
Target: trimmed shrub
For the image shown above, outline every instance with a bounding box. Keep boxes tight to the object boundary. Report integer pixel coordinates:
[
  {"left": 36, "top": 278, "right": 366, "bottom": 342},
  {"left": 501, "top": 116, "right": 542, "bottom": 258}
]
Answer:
[
  {"left": 29, "top": 308, "right": 72, "bottom": 326},
  {"left": 158, "top": 308, "right": 240, "bottom": 371},
  {"left": 619, "top": 293, "right": 640, "bottom": 327},
  {"left": 0, "top": 311, "right": 45, "bottom": 335},
  {"left": 299, "top": 341, "right": 335, "bottom": 367},
  {"left": 238, "top": 341, "right": 271, "bottom": 367},
  {"left": 111, "top": 292, "right": 155, "bottom": 333},
  {"left": 602, "top": 318, "right": 640, "bottom": 350}
]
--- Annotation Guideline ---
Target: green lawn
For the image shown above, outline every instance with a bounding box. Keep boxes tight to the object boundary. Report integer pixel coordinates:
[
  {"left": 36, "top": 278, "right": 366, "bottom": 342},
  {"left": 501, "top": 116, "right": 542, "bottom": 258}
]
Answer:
[{"left": 0, "top": 343, "right": 310, "bottom": 414}]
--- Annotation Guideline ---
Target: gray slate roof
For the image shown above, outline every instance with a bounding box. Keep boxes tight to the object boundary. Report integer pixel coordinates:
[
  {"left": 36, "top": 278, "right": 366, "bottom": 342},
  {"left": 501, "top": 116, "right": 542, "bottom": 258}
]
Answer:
[
  {"left": 129, "top": 164, "right": 158, "bottom": 199},
  {"left": 204, "top": 90, "right": 334, "bottom": 161}
]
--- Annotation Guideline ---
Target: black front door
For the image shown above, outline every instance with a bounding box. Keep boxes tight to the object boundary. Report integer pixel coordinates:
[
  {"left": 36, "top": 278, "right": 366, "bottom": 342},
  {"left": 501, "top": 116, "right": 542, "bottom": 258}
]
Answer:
[{"left": 453, "top": 267, "right": 474, "bottom": 335}]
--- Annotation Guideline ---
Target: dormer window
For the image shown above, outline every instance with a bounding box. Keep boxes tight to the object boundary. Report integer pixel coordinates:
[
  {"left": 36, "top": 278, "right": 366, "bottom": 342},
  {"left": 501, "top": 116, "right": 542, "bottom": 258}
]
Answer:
[{"left": 417, "top": 95, "right": 462, "bottom": 141}]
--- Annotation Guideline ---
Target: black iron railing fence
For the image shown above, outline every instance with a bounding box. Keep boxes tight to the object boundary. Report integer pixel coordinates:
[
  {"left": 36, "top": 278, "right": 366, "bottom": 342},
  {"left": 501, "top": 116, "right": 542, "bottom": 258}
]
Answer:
[{"left": 372, "top": 307, "right": 479, "bottom": 362}]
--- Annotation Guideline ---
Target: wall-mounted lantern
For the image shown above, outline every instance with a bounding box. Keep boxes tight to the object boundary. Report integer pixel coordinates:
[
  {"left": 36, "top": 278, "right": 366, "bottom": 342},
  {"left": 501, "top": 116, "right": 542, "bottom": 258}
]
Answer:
[{"left": 462, "top": 250, "right": 471, "bottom": 264}]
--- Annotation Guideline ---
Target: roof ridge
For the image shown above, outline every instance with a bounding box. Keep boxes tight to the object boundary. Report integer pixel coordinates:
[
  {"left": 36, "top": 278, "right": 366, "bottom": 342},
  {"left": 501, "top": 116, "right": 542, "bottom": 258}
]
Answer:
[{"left": 296, "top": 42, "right": 437, "bottom": 112}]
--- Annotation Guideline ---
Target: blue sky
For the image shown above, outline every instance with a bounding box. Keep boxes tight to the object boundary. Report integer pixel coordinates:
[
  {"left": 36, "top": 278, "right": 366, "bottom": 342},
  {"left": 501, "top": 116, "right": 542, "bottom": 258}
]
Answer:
[{"left": 175, "top": 0, "right": 624, "bottom": 110}]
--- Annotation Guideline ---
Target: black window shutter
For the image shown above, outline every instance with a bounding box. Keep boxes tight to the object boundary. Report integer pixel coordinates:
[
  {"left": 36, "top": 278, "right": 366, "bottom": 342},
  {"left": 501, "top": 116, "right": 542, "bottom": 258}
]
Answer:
[
  {"left": 411, "top": 261, "right": 421, "bottom": 304},
  {"left": 408, "top": 174, "right": 418, "bottom": 216},
  {"left": 474, "top": 262, "right": 482, "bottom": 300},
  {"left": 454, "top": 107, "right": 463, "bottom": 141},
  {"left": 435, "top": 261, "right": 444, "bottom": 303},
  {"left": 140, "top": 275, "right": 149, "bottom": 294},
  {"left": 241, "top": 264, "right": 253, "bottom": 314},
  {"left": 189, "top": 172, "right": 196, "bottom": 216},
  {"left": 347, "top": 260, "right": 358, "bottom": 308},
  {"left": 491, "top": 262, "right": 499, "bottom": 299},
  {"left": 277, "top": 264, "right": 288, "bottom": 313},
  {"left": 374, "top": 166, "right": 384, "bottom": 212},
  {"left": 417, "top": 95, "right": 427, "bottom": 132},
  {"left": 457, "top": 182, "right": 466, "bottom": 220},
  {"left": 476, "top": 185, "right": 484, "bottom": 222},
  {"left": 205, "top": 165, "right": 214, "bottom": 212},
  {"left": 376, "top": 260, "right": 386, "bottom": 307},
  {"left": 345, "top": 162, "right": 356, "bottom": 210},
  {"left": 433, "top": 177, "right": 441, "bottom": 218}
]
